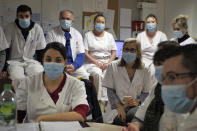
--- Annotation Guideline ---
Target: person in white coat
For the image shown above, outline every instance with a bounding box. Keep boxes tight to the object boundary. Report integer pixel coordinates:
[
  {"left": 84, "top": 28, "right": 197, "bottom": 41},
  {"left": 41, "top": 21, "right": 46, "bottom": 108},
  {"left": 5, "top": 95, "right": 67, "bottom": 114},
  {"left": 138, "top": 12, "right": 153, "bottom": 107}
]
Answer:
[
  {"left": 122, "top": 41, "right": 180, "bottom": 131},
  {"left": 171, "top": 14, "right": 196, "bottom": 46},
  {"left": 0, "top": 26, "right": 9, "bottom": 73},
  {"left": 83, "top": 14, "right": 117, "bottom": 110},
  {"left": 137, "top": 14, "right": 167, "bottom": 75},
  {"left": 16, "top": 42, "right": 89, "bottom": 123},
  {"left": 161, "top": 44, "right": 197, "bottom": 131},
  {"left": 46, "top": 10, "right": 89, "bottom": 79},
  {"left": 3, "top": 5, "right": 46, "bottom": 83},
  {"left": 103, "top": 38, "right": 155, "bottom": 126}
]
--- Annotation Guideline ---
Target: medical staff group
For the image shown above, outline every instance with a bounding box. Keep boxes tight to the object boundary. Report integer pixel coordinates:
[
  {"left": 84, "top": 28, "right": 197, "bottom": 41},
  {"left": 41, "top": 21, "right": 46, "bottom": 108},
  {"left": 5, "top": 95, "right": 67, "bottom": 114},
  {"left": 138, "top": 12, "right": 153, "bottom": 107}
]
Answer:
[{"left": 0, "top": 4, "right": 197, "bottom": 131}]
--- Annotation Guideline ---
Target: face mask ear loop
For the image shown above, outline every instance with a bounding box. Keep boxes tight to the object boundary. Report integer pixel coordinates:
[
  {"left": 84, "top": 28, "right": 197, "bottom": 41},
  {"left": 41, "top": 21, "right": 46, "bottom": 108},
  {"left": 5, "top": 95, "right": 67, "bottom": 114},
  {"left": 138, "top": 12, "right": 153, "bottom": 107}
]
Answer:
[{"left": 187, "top": 77, "right": 197, "bottom": 87}]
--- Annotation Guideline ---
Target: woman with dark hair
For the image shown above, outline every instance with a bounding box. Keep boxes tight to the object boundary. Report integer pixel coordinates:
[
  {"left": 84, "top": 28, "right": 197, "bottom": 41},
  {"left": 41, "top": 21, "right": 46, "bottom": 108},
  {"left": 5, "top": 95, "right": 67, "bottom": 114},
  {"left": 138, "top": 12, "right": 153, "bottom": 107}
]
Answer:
[
  {"left": 103, "top": 38, "right": 155, "bottom": 126},
  {"left": 83, "top": 14, "right": 117, "bottom": 111},
  {"left": 137, "top": 14, "right": 167, "bottom": 75},
  {"left": 16, "top": 42, "right": 89, "bottom": 123},
  {"left": 122, "top": 41, "right": 179, "bottom": 131}
]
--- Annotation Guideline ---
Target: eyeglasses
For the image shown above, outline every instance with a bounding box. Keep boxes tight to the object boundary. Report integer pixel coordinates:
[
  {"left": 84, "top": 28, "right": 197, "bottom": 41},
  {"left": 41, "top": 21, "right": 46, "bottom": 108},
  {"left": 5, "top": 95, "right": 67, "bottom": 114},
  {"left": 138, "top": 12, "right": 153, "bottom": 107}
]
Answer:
[
  {"left": 161, "top": 72, "right": 197, "bottom": 83},
  {"left": 123, "top": 48, "right": 137, "bottom": 53}
]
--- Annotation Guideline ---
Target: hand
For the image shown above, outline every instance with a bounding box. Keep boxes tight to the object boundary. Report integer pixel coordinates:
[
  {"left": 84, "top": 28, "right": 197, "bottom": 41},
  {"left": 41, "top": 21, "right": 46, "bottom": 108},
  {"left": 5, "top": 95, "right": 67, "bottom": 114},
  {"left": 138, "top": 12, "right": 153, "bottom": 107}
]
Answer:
[
  {"left": 96, "top": 62, "right": 103, "bottom": 69},
  {"left": 0, "top": 71, "right": 8, "bottom": 78},
  {"left": 122, "top": 122, "right": 141, "bottom": 131},
  {"left": 101, "top": 63, "right": 108, "bottom": 70},
  {"left": 126, "top": 97, "right": 139, "bottom": 107},
  {"left": 66, "top": 65, "right": 75, "bottom": 75},
  {"left": 117, "top": 103, "right": 126, "bottom": 122}
]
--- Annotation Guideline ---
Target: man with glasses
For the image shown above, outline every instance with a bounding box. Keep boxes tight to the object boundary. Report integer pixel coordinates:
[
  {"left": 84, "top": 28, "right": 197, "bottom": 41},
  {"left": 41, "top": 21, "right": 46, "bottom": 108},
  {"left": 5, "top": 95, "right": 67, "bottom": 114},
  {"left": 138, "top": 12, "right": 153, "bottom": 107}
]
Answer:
[
  {"left": 160, "top": 44, "right": 197, "bottom": 131},
  {"left": 2, "top": 5, "right": 46, "bottom": 84}
]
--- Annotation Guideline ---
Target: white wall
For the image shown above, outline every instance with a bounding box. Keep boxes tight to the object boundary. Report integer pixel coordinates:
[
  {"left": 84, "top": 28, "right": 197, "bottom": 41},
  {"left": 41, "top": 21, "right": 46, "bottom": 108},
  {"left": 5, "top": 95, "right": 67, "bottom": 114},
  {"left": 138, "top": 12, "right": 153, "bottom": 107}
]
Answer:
[
  {"left": 164, "top": 0, "right": 197, "bottom": 39},
  {"left": 2, "top": 0, "right": 83, "bottom": 32},
  {"left": 119, "top": 0, "right": 139, "bottom": 20}
]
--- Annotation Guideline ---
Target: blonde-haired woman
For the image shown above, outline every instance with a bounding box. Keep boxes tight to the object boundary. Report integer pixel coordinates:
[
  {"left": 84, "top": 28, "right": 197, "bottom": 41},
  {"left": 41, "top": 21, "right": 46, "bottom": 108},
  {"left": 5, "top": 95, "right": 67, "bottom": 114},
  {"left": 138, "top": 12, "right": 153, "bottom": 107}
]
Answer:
[
  {"left": 103, "top": 38, "right": 156, "bottom": 126},
  {"left": 171, "top": 14, "right": 195, "bottom": 45}
]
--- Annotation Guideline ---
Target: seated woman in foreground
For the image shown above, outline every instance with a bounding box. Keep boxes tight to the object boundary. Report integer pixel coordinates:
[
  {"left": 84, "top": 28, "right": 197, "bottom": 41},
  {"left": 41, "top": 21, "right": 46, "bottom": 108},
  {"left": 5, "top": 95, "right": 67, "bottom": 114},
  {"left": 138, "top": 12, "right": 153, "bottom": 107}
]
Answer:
[
  {"left": 16, "top": 42, "right": 89, "bottom": 123},
  {"left": 103, "top": 38, "right": 156, "bottom": 126}
]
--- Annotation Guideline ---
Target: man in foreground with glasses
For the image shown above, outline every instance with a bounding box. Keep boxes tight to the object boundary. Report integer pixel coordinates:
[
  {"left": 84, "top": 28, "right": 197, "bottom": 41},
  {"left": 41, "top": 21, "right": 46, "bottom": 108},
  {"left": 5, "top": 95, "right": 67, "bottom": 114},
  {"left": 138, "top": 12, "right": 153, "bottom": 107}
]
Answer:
[
  {"left": 2, "top": 5, "right": 46, "bottom": 86},
  {"left": 161, "top": 44, "right": 197, "bottom": 131}
]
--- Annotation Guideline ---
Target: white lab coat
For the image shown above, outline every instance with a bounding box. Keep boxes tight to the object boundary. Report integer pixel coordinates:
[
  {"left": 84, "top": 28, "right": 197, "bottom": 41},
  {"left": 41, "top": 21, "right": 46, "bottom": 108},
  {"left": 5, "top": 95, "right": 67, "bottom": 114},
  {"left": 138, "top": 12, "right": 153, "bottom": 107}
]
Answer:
[
  {"left": 4, "top": 22, "right": 46, "bottom": 81},
  {"left": 179, "top": 109, "right": 197, "bottom": 131},
  {"left": 16, "top": 73, "right": 89, "bottom": 122},
  {"left": 0, "top": 26, "right": 9, "bottom": 51},
  {"left": 83, "top": 31, "right": 117, "bottom": 101},
  {"left": 171, "top": 37, "right": 196, "bottom": 46},
  {"left": 159, "top": 107, "right": 195, "bottom": 131},
  {"left": 137, "top": 31, "right": 167, "bottom": 75},
  {"left": 0, "top": 26, "right": 9, "bottom": 72},
  {"left": 102, "top": 60, "right": 156, "bottom": 123},
  {"left": 134, "top": 82, "right": 158, "bottom": 121},
  {"left": 4, "top": 22, "right": 46, "bottom": 61},
  {"left": 46, "top": 26, "right": 88, "bottom": 79}
]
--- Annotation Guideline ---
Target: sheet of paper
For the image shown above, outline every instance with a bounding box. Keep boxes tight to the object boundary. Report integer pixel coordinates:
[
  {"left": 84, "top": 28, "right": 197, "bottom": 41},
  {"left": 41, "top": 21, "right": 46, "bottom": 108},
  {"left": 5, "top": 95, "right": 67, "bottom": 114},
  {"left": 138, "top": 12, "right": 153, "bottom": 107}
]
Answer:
[
  {"left": 103, "top": 9, "right": 115, "bottom": 29},
  {"left": 17, "top": 123, "right": 40, "bottom": 131},
  {"left": 3, "top": 6, "right": 16, "bottom": 27},
  {"left": 120, "top": 28, "right": 131, "bottom": 41},
  {"left": 40, "top": 121, "right": 82, "bottom": 131},
  {"left": 107, "top": 28, "right": 117, "bottom": 40},
  {"left": 83, "top": 0, "right": 96, "bottom": 12},
  {"left": 120, "top": 8, "right": 132, "bottom": 27},
  {"left": 84, "top": 14, "right": 97, "bottom": 30},
  {"left": 95, "top": 0, "right": 108, "bottom": 12},
  {"left": 42, "top": 20, "right": 57, "bottom": 34},
  {"left": 32, "top": 13, "right": 41, "bottom": 24}
]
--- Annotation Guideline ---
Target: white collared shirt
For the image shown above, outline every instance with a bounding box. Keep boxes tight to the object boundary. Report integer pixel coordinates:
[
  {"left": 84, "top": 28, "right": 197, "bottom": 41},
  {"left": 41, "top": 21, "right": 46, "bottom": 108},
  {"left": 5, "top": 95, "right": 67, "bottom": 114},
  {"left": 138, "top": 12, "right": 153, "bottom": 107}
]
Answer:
[
  {"left": 171, "top": 37, "right": 196, "bottom": 46},
  {"left": 0, "top": 26, "right": 9, "bottom": 51},
  {"left": 137, "top": 31, "right": 167, "bottom": 68},
  {"left": 16, "top": 73, "right": 88, "bottom": 122},
  {"left": 46, "top": 26, "right": 85, "bottom": 61},
  {"left": 102, "top": 60, "right": 156, "bottom": 105},
  {"left": 4, "top": 22, "right": 46, "bottom": 61},
  {"left": 84, "top": 31, "right": 117, "bottom": 62}
]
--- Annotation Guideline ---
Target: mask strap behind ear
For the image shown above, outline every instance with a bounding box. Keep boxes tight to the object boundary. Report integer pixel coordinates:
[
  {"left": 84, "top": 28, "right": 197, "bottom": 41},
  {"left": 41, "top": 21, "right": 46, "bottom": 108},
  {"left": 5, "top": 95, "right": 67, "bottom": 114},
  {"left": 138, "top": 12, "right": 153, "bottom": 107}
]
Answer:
[{"left": 188, "top": 77, "right": 197, "bottom": 87}]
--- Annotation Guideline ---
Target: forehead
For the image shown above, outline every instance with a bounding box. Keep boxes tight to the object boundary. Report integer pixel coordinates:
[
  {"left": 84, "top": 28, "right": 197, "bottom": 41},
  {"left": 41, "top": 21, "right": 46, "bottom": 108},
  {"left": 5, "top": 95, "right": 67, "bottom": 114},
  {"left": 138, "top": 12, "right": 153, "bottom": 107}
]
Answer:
[
  {"left": 124, "top": 42, "right": 137, "bottom": 48},
  {"left": 44, "top": 49, "right": 63, "bottom": 58},
  {"left": 146, "top": 17, "right": 156, "bottom": 22},
  {"left": 163, "top": 55, "right": 189, "bottom": 74},
  {"left": 174, "top": 23, "right": 180, "bottom": 28},
  {"left": 61, "top": 11, "right": 72, "bottom": 18},
  {"left": 95, "top": 16, "right": 105, "bottom": 21},
  {"left": 17, "top": 11, "right": 31, "bottom": 15}
]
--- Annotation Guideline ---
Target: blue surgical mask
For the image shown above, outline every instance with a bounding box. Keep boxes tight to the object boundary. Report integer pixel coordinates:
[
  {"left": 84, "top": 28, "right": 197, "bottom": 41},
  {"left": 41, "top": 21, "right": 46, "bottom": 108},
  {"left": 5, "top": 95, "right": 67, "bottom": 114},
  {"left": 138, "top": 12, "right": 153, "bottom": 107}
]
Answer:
[
  {"left": 44, "top": 62, "right": 64, "bottom": 80},
  {"left": 155, "top": 66, "right": 163, "bottom": 84},
  {"left": 122, "top": 52, "right": 136, "bottom": 64},
  {"left": 60, "top": 20, "right": 72, "bottom": 30},
  {"left": 161, "top": 78, "right": 197, "bottom": 113},
  {"left": 146, "top": 23, "right": 157, "bottom": 32},
  {"left": 19, "top": 18, "right": 30, "bottom": 28},
  {"left": 173, "top": 31, "right": 183, "bottom": 39},
  {"left": 95, "top": 24, "right": 105, "bottom": 32}
]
